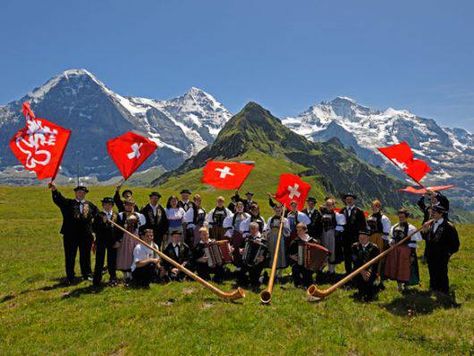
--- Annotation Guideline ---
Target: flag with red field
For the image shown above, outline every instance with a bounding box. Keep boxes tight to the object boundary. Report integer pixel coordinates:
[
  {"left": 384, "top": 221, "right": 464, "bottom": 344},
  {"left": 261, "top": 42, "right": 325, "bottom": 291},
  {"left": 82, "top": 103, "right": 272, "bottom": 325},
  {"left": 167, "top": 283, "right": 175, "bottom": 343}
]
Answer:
[
  {"left": 202, "top": 161, "right": 254, "bottom": 190},
  {"left": 274, "top": 173, "right": 311, "bottom": 210},
  {"left": 107, "top": 131, "right": 158, "bottom": 180},
  {"left": 377, "top": 141, "right": 431, "bottom": 182},
  {"left": 9, "top": 102, "right": 71, "bottom": 180}
]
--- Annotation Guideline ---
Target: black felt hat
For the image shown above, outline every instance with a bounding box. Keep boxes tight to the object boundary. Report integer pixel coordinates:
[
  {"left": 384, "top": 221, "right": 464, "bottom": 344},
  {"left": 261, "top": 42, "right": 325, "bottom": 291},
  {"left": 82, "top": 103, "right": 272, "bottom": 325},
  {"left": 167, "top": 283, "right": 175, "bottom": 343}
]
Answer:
[{"left": 74, "top": 185, "right": 89, "bottom": 193}]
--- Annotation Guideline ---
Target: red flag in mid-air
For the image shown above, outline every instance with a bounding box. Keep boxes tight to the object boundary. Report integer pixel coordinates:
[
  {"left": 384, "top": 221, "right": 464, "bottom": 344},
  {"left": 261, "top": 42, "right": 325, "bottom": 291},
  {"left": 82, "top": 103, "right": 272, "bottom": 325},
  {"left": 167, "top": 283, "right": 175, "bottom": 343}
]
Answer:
[
  {"left": 274, "top": 173, "right": 311, "bottom": 211},
  {"left": 107, "top": 131, "right": 158, "bottom": 180},
  {"left": 202, "top": 161, "right": 254, "bottom": 190},
  {"left": 377, "top": 141, "right": 431, "bottom": 182},
  {"left": 9, "top": 102, "right": 71, "bottom": 180},
  {"left": 399, "top": 185, "right": 455, "bottom": 195}
]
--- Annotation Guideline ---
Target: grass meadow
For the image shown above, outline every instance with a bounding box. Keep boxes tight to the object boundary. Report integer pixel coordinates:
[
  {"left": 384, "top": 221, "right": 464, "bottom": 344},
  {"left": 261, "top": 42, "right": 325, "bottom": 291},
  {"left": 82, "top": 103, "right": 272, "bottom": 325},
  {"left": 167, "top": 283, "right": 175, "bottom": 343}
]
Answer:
[{"left": 0, "top": 186, "right": 473, "bottom": 355}]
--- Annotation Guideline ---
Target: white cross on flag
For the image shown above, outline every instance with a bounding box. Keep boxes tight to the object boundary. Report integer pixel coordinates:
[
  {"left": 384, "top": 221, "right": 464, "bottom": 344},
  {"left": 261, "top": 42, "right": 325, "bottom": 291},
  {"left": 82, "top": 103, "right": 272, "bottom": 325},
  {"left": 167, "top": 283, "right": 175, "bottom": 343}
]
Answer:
[
  {"left": 107, "top": 131, "right": 158, "bottom": 180},
  {"left": 274, "top": 173, "right": 311, "bottom": 210},
  {"left": 202, "top": 160, "right": 254, "bottom": 190}
]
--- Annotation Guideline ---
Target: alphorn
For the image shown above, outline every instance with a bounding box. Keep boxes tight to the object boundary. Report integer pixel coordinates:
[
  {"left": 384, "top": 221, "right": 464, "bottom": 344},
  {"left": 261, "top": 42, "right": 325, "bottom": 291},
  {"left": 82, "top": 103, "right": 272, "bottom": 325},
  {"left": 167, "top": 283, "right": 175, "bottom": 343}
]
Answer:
[
  {"left": 260, "top": 206, "right": 287, "bottom": 304},
  {"left": 307, "top": 220, "right": 432, "bottom": 299},
  {"left": 109, "top": 220, "right": 246, "bottom": 301}
]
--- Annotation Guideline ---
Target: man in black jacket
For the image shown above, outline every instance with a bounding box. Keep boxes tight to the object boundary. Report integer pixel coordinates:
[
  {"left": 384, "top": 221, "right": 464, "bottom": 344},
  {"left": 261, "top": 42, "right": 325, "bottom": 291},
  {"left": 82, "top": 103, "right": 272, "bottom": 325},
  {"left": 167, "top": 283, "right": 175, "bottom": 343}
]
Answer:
[
  {"left": 140, "top": 192, "right": 168, "bottom": 248},
  {"left": 49, "top": 182, "right": 98, "bottom": 283},
  {"left": 340, "top": 193, "right": 367, "bottom": 274},
  {"left": 422, "top": 205, "right": 460, "bottom": 294},
  {"left": 302, "top": 197, "right": 323, "bottom": 240},
  {"left": 92, "top": 197, "right": 121, "bottom": 286},
  {"left": 352, "top": 230, "right": 380, "bottom": 301},
  {"left": 163, "top": 230, "right": 192, "bottom": 281}
]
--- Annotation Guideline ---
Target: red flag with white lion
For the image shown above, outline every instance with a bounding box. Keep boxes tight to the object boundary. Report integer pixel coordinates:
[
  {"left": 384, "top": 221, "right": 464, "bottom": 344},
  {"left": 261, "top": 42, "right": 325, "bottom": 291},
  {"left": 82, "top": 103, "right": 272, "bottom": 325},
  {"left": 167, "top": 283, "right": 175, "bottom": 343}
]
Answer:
[{"left": 9, "top": 102, "right": 71, "bottom": 180}]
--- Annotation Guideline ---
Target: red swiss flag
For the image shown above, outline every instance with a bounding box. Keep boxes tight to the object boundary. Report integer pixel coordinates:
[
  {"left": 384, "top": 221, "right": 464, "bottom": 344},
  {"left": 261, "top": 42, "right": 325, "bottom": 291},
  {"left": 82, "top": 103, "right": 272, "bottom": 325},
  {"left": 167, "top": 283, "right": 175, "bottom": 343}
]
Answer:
[
  {"left": 107, "top": 131, "right": 158, "bottom": 180},
  {"left": 274, "top": 173, "right": 311, "bottom": 211},
  {"left": 377, "top": 141, "right": 431, "bottom": 182},
  {"left": 202, "top": 161, "right": 254, "bottom": 190},
  {"left": 9, "top": 102, "right": 71, "bottom": 180}
]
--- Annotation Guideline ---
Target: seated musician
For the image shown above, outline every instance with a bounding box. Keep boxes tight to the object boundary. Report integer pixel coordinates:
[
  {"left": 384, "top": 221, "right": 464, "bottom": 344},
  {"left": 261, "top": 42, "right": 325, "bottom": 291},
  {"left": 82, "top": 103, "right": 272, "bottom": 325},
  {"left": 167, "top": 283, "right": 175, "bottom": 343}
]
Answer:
[
  {"left": 289, "top": 223, "right": 319, "bottom": 288},
  {"left": 352, "top": 230, "right": 380, "bottom": 301},
  {"left": 238, "top": 222, "right": 269, "bottom": 291},
  {"left": 193, "top": 227, "right": 225, "bottom": 283},
  {"left": 131, "top": 229, "right": 162, "bottom": 287},
  {"left": 384, "top": 208, "right": 422, "bottom": 292},
  {"left": 163, "top": 230, "right": 192, "bottom": 281}
]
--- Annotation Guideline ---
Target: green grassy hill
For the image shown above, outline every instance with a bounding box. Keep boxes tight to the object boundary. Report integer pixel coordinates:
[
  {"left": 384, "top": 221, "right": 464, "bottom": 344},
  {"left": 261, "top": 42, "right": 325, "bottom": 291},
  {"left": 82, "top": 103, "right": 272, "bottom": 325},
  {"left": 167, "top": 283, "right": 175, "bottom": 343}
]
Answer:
[
  {"left": 0, "top": 186, "right": 473, "bottom": 354},
  {"left": 154, "top": 102, "right": 411, "bottom": 210}
]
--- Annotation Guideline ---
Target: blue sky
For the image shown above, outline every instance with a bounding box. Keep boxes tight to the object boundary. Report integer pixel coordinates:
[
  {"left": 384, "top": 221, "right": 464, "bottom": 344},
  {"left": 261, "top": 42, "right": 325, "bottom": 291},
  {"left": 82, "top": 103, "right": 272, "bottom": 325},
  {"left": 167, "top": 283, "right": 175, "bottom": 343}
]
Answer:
[{"left": 1, "top": 0, "right": 473, "bottom": 131}]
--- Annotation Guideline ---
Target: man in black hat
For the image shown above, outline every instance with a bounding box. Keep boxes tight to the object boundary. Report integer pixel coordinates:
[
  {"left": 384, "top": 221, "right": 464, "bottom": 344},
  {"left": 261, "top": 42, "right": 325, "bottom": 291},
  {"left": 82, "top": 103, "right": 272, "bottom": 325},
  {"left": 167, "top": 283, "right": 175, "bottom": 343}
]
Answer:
[
  {"left": 163, "top": 230, "right": 192, "bottom": 281},
  {"left": 351, "top": 230, "right": 380, "bottom": 301},
  {"left": 140, "top": 192, "right": 168, "bottom": 248},
  {"left": 422, "top": 205, "right": 460, "bottom": 295},
  {"left": 114, "top": 184, "right": 139, "bottom": 213},
  {"left": 178, "top": 189, "right": 193, "bottom": 212},
  {"left": 49, "top": 182, "right": 98, "bottom": 283},
  {"left": 302, "top": 197, "right": 323, "bottom": 240},
  {"left": 92, "top": 197, "right": 121, "bottom": 286},
  {"left": 340, "top": 193, "right": 367, "bottom": 274}
]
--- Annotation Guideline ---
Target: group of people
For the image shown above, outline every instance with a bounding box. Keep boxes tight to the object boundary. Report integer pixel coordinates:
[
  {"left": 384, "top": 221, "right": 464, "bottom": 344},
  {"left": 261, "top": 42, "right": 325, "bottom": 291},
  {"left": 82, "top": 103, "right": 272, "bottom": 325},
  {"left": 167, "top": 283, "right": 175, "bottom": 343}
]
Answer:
[{"left": 49, "top": 183, "right": 460, "bottom": 301}]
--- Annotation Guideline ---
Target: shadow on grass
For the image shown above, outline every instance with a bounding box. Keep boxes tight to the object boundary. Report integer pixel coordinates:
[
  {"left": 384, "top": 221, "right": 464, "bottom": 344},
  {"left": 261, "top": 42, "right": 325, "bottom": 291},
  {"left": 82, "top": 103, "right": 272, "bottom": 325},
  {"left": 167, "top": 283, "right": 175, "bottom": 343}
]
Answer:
[
  {"left": 62, "top": 284, "right": 106, "bottom": 299},
  {"left": 381, "top": 288, "right": 461, "bottom": 316}
]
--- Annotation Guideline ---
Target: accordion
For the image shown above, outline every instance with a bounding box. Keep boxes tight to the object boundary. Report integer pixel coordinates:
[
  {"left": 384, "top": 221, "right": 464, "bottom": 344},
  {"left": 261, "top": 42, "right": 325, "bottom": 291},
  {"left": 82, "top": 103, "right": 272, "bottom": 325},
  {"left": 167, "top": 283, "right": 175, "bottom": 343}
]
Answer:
[
  {"left": 297, "top": 242, "right": 330, "bottom": 271},
  {"left": 204, "top": 240, "right": 233, "bottom": 268},
  {"left": 242, "top": 239, "right": 267, "bottom": 267}
]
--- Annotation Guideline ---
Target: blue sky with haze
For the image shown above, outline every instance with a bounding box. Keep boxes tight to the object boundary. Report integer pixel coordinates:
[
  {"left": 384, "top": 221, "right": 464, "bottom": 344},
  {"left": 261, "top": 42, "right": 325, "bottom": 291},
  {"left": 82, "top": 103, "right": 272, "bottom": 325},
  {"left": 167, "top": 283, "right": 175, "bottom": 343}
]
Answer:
[{"left": 1, "top": 0, "right": 473, "bottom": 131}]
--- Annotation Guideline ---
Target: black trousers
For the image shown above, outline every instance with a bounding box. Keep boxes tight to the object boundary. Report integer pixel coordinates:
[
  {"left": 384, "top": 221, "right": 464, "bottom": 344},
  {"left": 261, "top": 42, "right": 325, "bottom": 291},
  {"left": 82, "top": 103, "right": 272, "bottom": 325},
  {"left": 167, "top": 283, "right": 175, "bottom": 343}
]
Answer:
[
  {"left": 427, "top": 254, "right": 450, "bottom": 294},
  {"left": 93, "top": 242, "right": 117, "bottom": 284},
  {"left": 355, "top": 274, "right": 377, "bottom": 300},
  {"left": 292, "top": 264, "right": 313, "bottom": 288},
  {"left": 343, "top": 237, "right": 355, "bottom": 274},
  {"left": 63, "top": 234, "right": 93, "bottom": 281},
  {"left": 132, "top": 263, "right": 157, "bottom": 287},
  {"left": 239, "top": 264, "right": 264, "bottom": 287},
  {"left": 196, "top": 263, "right": 224, "bottom": 282}
]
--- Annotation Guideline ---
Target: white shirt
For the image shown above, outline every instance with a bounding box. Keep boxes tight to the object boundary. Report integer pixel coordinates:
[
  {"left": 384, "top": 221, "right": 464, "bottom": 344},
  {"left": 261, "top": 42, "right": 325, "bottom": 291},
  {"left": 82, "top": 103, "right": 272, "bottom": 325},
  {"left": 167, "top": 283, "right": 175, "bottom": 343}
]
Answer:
[
  {"left": 432, "top": 218, "right": 444, "bottom": 233},
  {"left": 131, "top": 242, "right": 159, "bottom": 272},
  {"left": 103, "top": 210, "right": 113, "bottom": 220},
  {"left": 263, "top": 216, "right": 290, "bottom": 236},
  {"left": 346, "top": 205, "right": 355, "bottom": 217},
  {"left": 149, "top": 204, "right": 158, "bottom": 216},
  {"left": 223, "top": 212, "right": 250, "bottom": 237},
  {"left": 287, "top": 211, "right": 311, "bottom": 226},
  {"left": 118, "top": 212, "right": 146, "bottom": 234},
  {"left": 335, "top": 212, "right": 346, "bottom": 232},
  {"left": 76, "top": 199, "right": 86, "bottom": 213},
  {"left": 172, "top": 243, "right": 180, "bottom": 257},
  {"left": 166, "top": 207, "right": 186, "bottom": 221},
  {"left": 206, "top": 208, "right": 234, "bottom": 225},
  {"left": 389, "top": 223, "right": 422, "bottom": 248}
]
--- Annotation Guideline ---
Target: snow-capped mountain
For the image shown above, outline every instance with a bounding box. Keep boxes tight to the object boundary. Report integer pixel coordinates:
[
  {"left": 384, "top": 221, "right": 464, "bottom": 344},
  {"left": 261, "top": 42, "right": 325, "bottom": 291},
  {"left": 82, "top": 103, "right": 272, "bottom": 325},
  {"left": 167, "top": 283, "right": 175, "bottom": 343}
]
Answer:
[
  {"left": 283, "top": 97, "right": 474, "bottom": 209},
  {"left": 0, "top": 69, "right": 231, "bottom": 180}
]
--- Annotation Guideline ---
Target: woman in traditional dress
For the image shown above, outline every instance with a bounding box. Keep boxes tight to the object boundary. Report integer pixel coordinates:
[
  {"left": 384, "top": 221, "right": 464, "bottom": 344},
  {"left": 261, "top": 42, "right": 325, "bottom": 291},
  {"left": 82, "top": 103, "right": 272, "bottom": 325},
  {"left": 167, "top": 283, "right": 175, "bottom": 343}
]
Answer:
[
  {"left": 116, "top": 199, "right": 146, "bottom": 282},
  {"left": 223, "top": 201, "right": 250, "bottom": 264},
  {"left": 367, "top": 200, "right": 391, "bottom": 287},
  {"left": 384, "top": 208, "right": 422, "bottom": 292},
  {"left": 319, "top": 197, "right": 346, "bottom": 278},
  {"left": 165, "top": 195, "right": 186, "bottom": 248},
  {"left": 183, "top": 194, "right": 207, "bottom": 248}
]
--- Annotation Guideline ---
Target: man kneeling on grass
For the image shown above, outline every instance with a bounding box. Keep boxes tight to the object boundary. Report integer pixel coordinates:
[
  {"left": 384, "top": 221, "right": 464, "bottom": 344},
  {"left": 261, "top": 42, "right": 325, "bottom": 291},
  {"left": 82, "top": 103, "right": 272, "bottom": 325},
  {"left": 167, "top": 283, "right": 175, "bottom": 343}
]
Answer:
[
  {"left": 131, "top": 229, "right": 162, "bottom": 287},
  {"left": 352, "top": 230, "right": 380, "bottom": 302}
]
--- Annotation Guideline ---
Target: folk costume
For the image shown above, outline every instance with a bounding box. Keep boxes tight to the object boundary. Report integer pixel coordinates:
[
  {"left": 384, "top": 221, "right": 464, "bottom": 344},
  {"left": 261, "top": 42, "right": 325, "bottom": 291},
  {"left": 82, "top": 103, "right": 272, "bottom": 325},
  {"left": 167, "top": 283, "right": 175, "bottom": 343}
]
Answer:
[
  {"left": 52, "top": 186, "right": 98, "bottom": 282},
  {"left": 423, "top": 210, "right": 460, "bottom": 294},
  {"left": 238, "top": 232, "right": 269, "bottom": 289},
  {"left": 367, "top": 212, "right": 391, "bottom": 279},
  {"left": 289, "top": 233, "right": 319, "bottom": 288},
  {"left": 384, "top": 222, "right": 422, "bottom": 287},
  {"left": 320, "top": 207, "right": 346, "bottom": 273},
  {"left": 206, "top": 207, "right": 233, "bottom": 241},
  {"left": 352, "top": 238, "right": 380, "bottom": 301},
  {"left": 163, "top": 240, "right": 192, "bottom": 281},
  {"left": 193, "top": 239, "right": 225, "bottom": 283},
  {"left": 183, "top": 205, "right": 207, "bottom": 248},
  {"left": 263, "top": 215, "right": 290, "bottom": 270},
  {"left": 116, "top": 211, "right": 146, "bottom": 273},
  {"left": 340, "top": 196, "right": 367, "bottom": 274},
  {"left": 140, "top": 200, "right": 168, "bottom": 248},
  {"left": 92, "top": 201, "right": 121, "bottom": 285}
]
